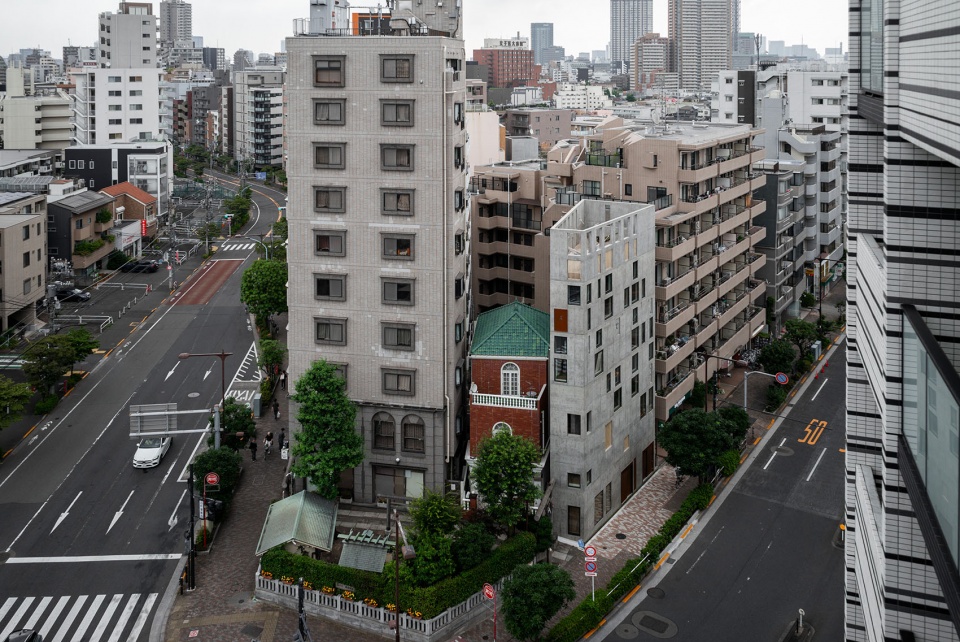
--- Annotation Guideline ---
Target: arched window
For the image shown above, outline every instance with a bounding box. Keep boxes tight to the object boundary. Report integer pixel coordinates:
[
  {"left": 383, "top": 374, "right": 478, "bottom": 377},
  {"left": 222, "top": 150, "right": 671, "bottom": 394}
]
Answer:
[
  {"left": 501, "top": 362, "right": 520, "bottom": 396},
  {"left": 372, "top": 412, "right": 395, "bottom": 450},
  {"left": 402, "top": 414, "right": 425, "bottom": 453},
  {"left": 493, "top": 421, "right": 512, "bottom": 436}
]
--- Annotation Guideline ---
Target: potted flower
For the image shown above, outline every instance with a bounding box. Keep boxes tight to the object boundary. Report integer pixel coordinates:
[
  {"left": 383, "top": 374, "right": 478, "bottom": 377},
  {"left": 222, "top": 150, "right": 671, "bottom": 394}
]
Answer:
[
  {"left": 280, "top": 576, "right": 296, "bottom": 585},
  {"left": 321, "top": 586, "right": 336, "bottom": 595},
  {"left": 385, "top": 603, "right": 397, "bottom": 613},
  {"left": 302, "top": 580, "right": 314, "bottom": 591},
  {"left": 406, "top": 608, "right": 423, "bottom": 620},
  {"left": 259, "top": 570, "right": 274, "bottom": 580},
  {"left": 363, "top": 598, "right": 379, "bottom": 608},
  {"left": 341, "top": 590, "right": 356, "bottom": 602}
]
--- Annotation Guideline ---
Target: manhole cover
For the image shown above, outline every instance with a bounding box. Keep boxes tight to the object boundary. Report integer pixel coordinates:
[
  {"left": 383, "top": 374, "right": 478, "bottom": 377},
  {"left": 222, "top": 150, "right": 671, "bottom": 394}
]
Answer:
[
  {"left": 632, "top": 611, "right": 679, "bottom": 638},
  {"left": 616, "top": 624, "right": 639, "bottom": 639},
  {"left": 616, "top": 533, "right": 627, "bottom": 539},
  {"left": 188, "top": 392, "right": 200, "bottom": 398},
  {"left": 639, "top": 615, "right": 669, "bottom": 634},
  {"left": 647, "top": 587, "right": 665, "bottom": 599}
]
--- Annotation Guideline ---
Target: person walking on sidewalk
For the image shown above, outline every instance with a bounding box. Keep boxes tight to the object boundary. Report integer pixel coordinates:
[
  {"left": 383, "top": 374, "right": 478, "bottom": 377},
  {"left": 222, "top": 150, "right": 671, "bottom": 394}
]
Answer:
[
  {"left": 273, "top": 398, "right": 280, "bottom": 420},
  {"left": 248, "top": 436, "right": 258, "bottom": 461},
  {"left": 278, "top": 429, "right": 286, "bottom": 450},
  {"left": 280, "top": 371, "right": 286, "bottom": 390},
  {"left": 264, "top": 431, "right": 274, "bottom": 458}
]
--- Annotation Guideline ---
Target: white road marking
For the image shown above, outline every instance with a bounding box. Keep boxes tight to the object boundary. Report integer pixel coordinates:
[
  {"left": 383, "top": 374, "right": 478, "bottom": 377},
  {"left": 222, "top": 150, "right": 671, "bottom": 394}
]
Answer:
[
  {"left": 806, "top": 447, "right": 828, "bottom": 482},
  {"left": 6, "top": 501, "right": 47, "bottom": 553},
  {"left": 6, "top": 553, "right": 182, "bottom": 563},
  {"left": 0, "top": 596, "right": 35, "bottom": 640},
  {"left": 125, "top": 593, "right": 158, "bottom": 642},
  {"left": 87, "top": 593, "right": 123, "bottom": 642},
  {"left": 763, "top": 438, "right": 787, "bottom": 470},
  {"left": 69, "top": 594, "right": 105, "bottom": 642},
  {"left": 0, "top": 597, "right": 17, "bottom": 627},
  {"left": 164, "top": 360, "right": 180, "bottom": 381},
  {"left": 107, "top": 490, "right": 135, "bottom": 534},
  {"left": 23, "top": 595, "right": 52, "bottom": 628},
  {"left": 52, "top": 492, "right": 83, "bottom": 533},
  {"left": 38, "top": 595, "right": 71, "bottom": 638},
  {"left": 810, "top": 377, "right": 829, "bottom": 401},
  {"left": 168, "top": 488, "right": 187, "bottom": 531},
  {"left": 49, "top": 595, "right": 87, "bottom": 642},
  {"left": 107, "top": 594, "right": 141, "bottom": 642}
]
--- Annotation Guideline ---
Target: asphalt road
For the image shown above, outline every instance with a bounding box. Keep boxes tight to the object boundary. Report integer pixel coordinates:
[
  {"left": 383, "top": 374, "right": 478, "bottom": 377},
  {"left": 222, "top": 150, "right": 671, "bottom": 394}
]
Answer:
[
  {"left": 601, "top": 342, "right": 847, "bottom": 642},
  {"left": 0, "top": 193, "right": 279, "bottom": 640}
]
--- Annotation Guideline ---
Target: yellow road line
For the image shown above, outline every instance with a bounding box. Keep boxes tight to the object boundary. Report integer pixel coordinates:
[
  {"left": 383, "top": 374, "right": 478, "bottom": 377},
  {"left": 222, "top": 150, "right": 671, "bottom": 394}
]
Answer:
[
  {"left": 839, "top": 448, "right": 846, "bottom": 453},
  {"left": 800, "top": 376, "right": 807, "bottom": 384},
  {"left": 22, "top": 424, "right": 38, "bottom": 440},
  {"left": 584, "top": 628, "right": 598, "bottom": 639},
  {"left": 767, "top": 418, "right": 775, "bottom": 429},
  {"left": 623, "top": 585, "right": 642, "bottom": 602}
]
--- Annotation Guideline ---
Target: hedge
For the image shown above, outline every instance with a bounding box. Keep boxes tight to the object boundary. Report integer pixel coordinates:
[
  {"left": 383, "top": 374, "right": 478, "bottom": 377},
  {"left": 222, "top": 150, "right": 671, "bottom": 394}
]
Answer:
[
  {"left": 260, "top": 531, "right": 537, "bottom": 619},
  {"left": 545, "top": 483, "right": 715, "bottom": 642}
]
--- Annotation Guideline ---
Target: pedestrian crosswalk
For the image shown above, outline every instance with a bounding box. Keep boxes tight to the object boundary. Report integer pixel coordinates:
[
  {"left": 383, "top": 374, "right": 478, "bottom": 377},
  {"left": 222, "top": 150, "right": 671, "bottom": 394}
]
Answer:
[
  {"left": 217, "top": 242, "right": 258, "bottom": 252},
  {"left": 0, "top": 593, "right": 157, "bottom": 642}
]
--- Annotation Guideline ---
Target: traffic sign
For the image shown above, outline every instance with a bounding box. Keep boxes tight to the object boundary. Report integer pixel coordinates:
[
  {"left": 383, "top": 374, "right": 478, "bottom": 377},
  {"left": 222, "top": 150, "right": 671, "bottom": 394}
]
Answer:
[
  {"left": 584, "top": 545, "right": 597, "bottom": 558},
  {"left": 584, "top": 561, "right": 597, "bottom": 573},
  {"left": 775, "top": 372, "right": 789, "bottom": 385},
  {"left": 482, "top": 583, "right": 495, "bottom": 600},
  {"left": 205, "top": 472, "right": 220, "bottom": 485},
  {"left": 585, "top": 572, "right": 598, "bottom": 577}
]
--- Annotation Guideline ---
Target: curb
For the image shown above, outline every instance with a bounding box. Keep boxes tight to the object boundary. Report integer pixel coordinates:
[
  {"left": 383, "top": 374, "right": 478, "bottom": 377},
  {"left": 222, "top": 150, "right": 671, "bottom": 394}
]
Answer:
[{"left": 150, "top": 555, "right": 189, "bottom": 642}]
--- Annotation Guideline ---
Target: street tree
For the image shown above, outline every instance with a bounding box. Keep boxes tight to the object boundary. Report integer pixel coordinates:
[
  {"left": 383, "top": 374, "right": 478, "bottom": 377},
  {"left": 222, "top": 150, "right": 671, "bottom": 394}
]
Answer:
[
  {"left": 0, "top": 375, "right": 33, "bottom": 431},
  {"left": 290, "top": 359, "right": 363, "bottom": 500},
  {"left": 502, "top": 563, "right": 576, "bottom": 641},
  {"left": 785, "top": 319, "right": 818, "bottom": 361},
  {"left": 257, "top": 338, "right": 287, "bottom": 377},
  {"left": 21, "top": 335, "right": 78, "bottom": 394},
  {"left": 715, "top": 405, "right": 751, "bottom": 447},
  {"left": 218, "top": 397, "right": 256, "bottom": 450},
  {"left": 758, "top": 339, "right": 796, "bottom": 375},
  {"left": 410, "top": 489, "right": 461, "bottom": 536},
  {"left": 64, "top": 328, "right": 99, "bottom": 372},
  {"left": 657, "top": 408, "right": 731, "bottom": 482},
  {"left": 472, "top": 431, "right": 542, "bottom": 531},
  {"left": 192, "top": 447, "right": 243, "bottom": 512},
  {"left": 240, "top": 259, "right": 288, "bottom": 322}
]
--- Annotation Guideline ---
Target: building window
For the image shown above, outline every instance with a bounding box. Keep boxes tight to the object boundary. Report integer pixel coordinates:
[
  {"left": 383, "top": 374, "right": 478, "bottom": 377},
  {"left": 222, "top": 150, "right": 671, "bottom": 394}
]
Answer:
[
  {"left": 604, "top": 421, "right": 613, "bottom": 450},
  {"left": 313, "top": 56, "right": 345, "bottom": 87},
  {"left": 23, "top": 279, "right": 31, "bottom": 295},
  {"left": 130, "top": 90, "right": 142, "bottom": 96},
  {"left": 381, "top": 55, "right": 414, "bottom": 82},
  {"left": 567, "top": 473, "right": 581, "bottom": 488},
  {"left": 493, "top": 422, "right": 512, "bottom": 435},
  {"left": 382, "top": 234, "right": 414, "bottom": 259},
  {"left": 373, "top": 412, "right": 395, "bottom": 450},
  {"left": 314, "top": 230, "right": 345, "bottom": 256},
  {"left": 313, "top": 143, "right": 345, "bottom": 169},
  {"left": 604, "top": 297, "right": 614, "bottom": 318},
  {"left": 381, "top": 145, "right": 414, "bottom": 171},
  {"left": 454, "top": 231, "right": 464, "bottom": 255},
  {"left": 554, "top": 336, "right": 567, "bottom": 355},
  {"left": 314, "top": 187, "right": 345, "bottom": 213},
  {"left": 568, "top": 506, "right": 581, "bottom": 537},
  {"left": 382, "top": 189, "right": 414, "bottom": 215},
  {"left": 314, "top": 317, "right": 346, "bottom": 345},
  {"left": 567, "top": 285, "right": 581, "bottom": 305},
  {"left": 614, "top": 388, "right": 622, "bottom": 410},
  {"left": 554, "top": 358, "right": 567, "bottom": 382},
  {"left": 625, "top": 184, "right": 633, "bottom": 196},
  {"left": 314, "top": 274, "right": 346, "bottom": 301},
  {"left": 501, "top": 362, "right": 520, "bottom": 396},
  {"left": 382, "top": 278, "right": 414, "bottom": 305},
  {"left": 22, "top": 252, "right": 30, "bottom": 268},
  {"left": 594, "top": 350, "right": 604, "bottom": 376},
  {"left": 567, "top": 413, "right": 581, "bottom": 435},
  {"left": 455, "top": 275, "right": 465, "bottom": 299},
  {"left": 313, "top": 99, "right": 345, "bottom": 125},
  {"left": 383, "top": 323, "right": 415, "bottom": 351},
  {"left": 384, "top": 369, "right": 415, "bottom": 396},
  {"left": 583, "top": 180, "right": 601, "bottom": 196},
  {"left": 455, "top": 318, "right": 465, "bottom": 343},
  {"left": 381, "top": 100, "right": 414, "bottom": 126},
  {"left": 22, "top": 225, "right": 29, "bottom": 241},
  {"left": 401, "top": 415, "right": 425, "bottom": 452},
  {"left": 632, "top": 374, "right": 640, "bottom": 397}
]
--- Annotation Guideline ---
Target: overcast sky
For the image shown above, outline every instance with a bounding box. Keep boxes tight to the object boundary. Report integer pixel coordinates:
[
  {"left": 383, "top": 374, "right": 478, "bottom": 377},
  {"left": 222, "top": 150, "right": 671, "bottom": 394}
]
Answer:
[{"left": 1, "top": 0, "right": 847, "bottom": 62}]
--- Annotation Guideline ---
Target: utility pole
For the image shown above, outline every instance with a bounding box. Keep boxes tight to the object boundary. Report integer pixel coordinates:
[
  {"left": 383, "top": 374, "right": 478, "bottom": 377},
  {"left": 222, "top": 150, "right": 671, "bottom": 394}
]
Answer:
[{"left": 187, "top": 464, "right": 197, "bottom": 590}]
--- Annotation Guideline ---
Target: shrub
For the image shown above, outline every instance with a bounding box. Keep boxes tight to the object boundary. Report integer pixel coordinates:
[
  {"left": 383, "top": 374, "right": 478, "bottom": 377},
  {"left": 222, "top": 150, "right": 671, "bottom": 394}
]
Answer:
[
  {"left": 452, "top": 522, "right": 495, "bottom": 572},
  {"left": 409, "top": 531, "right": 455, "bottom": 586},
  {"left": 106, "top": 251, "right": 128, "bottom": 270},
  {"left": 765, "top": 383, "right": 787, "bottom": 411},
  {"left": 797, "top": 357, "right": 813, "bottom": 373},
  {"left": 35, "top": 394, "right": 59, "bottom": 414},
  {"left": 195, "top": 526, "right": 211, "bottom": 550},
  {"left": 96, "top": 208, "right": 113, "bottom": 224},
  {"left": 800, "top": 291, "right": 816, "bottom": 308},
  {"left": 718, "top": 449, "right": 740, "bottom": 476},
  {"left": 688, "top": 380, "right": 706, "bottom": 410},
  {"left": 530, "top": 515, "right": 555, "bottom": 554}
]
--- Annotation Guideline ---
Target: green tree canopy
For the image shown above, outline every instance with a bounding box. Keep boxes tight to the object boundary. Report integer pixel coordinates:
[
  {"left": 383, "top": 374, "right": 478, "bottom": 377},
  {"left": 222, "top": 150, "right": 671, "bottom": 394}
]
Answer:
[
  {"left": 21, "top": 335, "right": 78, "bottom": 393},
  {"left": 658, "top": 408, "right": 732, "bottom": 482},
  {"left": 217, "top": 397, "right": 256, "bottom": 450},
  {"left": 0, "top": 375, "right": 33, "bottom": 431},
  {"left": 240, "top": 259, "right": 288, "bottom": 320},
  {"left": 64, "top": 328, "right": 99, "bottom": 370},
  {"left": 452, "top": 522, "right": 495, "bottom": 572},
  {"left": 715, "top": 405, "right": 750, "bottom": 447},
  {"left": 290, "top": 360, "right": 363, "bottom": 500},
  {"left": 473, "top": 431, "right": 542, "bottom": 531},
  {"left": 502, "top": 563, "right": 576, "bottom": 641},
  {"left": 410, "top": 489, "right": 462, "bottom": 536},
  {"left": 192, "top": 447, "right": 243, "bottom": 512},
  {"left": 785, "top": 319, "right": 818, "bottom": 361},
  {"left": 758, "top": 338, "right": 796, "bottom": 376},
  {"left": 257, "top": 338, "right": 287, "bottom": 376},
  {"left": 409, "top": 530, "right": 455, "bottom": 586}
]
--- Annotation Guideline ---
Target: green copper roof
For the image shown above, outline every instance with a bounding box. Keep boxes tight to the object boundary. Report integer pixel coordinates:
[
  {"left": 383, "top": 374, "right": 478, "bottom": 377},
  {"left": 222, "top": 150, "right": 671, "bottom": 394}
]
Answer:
[{"left": 471, "top": 301, "right": 550, "bottom": 358}]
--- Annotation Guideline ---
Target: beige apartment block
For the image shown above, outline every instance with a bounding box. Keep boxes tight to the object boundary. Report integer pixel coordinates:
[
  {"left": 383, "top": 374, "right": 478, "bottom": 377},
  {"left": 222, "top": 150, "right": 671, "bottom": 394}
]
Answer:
[
  {"left": 0, "top": 193, "right": 47, "bottom": 332},
  {"left": 284, "top": 5, "right": 469, "bottom": 502}
]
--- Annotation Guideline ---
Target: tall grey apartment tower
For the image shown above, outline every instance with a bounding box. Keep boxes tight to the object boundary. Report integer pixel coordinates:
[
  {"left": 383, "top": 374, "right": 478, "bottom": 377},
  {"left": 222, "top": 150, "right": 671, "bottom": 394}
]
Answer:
[
  {"left": 610, "top": 0, "right": 652, "bottom": 73},
  {"left": 845, "top": 0, "right": 960, "bottom": 640},
  {"left": 668, "top": 0, "right": 735, "bottom": 91},
  {"left": 285, "top": 0, "right": 470, "bottom": 503},
  {"left": 531, "top": 22, "right": 554, "bottom": 67}
]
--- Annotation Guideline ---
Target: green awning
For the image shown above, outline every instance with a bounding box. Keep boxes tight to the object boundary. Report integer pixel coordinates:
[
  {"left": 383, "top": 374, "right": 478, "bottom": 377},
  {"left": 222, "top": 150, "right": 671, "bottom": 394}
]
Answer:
[{"left": 255, "top": 490, "right": 338, "bottom": 556}]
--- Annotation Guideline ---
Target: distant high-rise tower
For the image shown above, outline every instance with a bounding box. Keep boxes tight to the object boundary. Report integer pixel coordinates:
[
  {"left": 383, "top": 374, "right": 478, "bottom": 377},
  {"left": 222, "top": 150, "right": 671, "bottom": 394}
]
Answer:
[
  {"left": 610, "top": 0, "right": 653, "bottom": 73},
  {"left": 159, "top": 0, "right": 193, "bottom": 48},
  {"left": 531, "top": 22, "right": 554, "bottom": 66},
  {"left": 668, "top": 0, "right": 734, "bottom": 91}
]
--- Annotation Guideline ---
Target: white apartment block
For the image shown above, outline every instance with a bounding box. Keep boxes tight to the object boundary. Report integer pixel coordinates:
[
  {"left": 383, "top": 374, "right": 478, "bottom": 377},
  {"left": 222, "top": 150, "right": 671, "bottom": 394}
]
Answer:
[
  {"left": 669, "top": 0, "right": 734, "bottom": 92},
  {"left": 0, "top": 74, "right": 73, "bottom": 150},
  {"left": 553, "top": 83, "right": 613, "bottom": 110},
  {"left": 549, "top": 199, "right": 657, "bottom": 542},
  {"left": 285, "top": 1, "right": 470, "bottom": 502},
  {"left": 98, "top": 2, "right": 158, "bottom": 68},
  {"left": 233, "top": 69, "right": 284, "bottom": 168},
  {"left": 71, "top": 69, "right": 163, "bottom": 145},
  {"left": 845, "top": 0, "right": 960, "bottom": 640}
]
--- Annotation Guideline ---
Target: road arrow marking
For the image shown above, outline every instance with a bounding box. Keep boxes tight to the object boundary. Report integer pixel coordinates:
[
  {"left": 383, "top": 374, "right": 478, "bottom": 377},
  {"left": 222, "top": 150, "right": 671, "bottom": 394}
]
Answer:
[
  {"left": 165, "top": 361, "right": 180, "bottom": 381},
  {"left": 52, "top": 492, "right": 82, "bottom": 533},
  {"left": 168, "top": 489, "right": 187, "bottom": 531},
  {"left": 107, "top": 490, "right": 135, "bottom": 534},
  {"left": 203, "top": 366, "right": 213, "bottom": 380}
]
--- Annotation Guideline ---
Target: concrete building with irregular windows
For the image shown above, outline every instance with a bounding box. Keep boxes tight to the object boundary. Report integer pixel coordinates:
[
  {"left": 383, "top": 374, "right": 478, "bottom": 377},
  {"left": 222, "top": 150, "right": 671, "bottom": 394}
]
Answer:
[
  {"left": 285, "top": 1, "right": 469, "bottom": 502},
  {"left": 845, "top": 0, "right": 960, "bottom": 640}
]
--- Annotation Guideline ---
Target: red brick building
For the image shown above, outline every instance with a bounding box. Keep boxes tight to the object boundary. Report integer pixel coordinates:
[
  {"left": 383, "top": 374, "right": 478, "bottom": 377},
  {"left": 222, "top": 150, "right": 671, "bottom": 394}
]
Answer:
[
  {"left": 468, "top": 301, "right": 550, "bottom": 455},
  {"left": 472, "top": 48, "right": 539, "bottom": 88}
]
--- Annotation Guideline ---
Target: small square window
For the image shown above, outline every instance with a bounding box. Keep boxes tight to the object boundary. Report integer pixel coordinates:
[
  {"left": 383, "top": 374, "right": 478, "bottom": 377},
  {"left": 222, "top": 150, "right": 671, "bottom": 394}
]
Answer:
[
  {"left": 567, "top": 285, "right": 581, "bottom": 305},
  {"left": 314, "top": 187, "right": 346, "bottom": 213},
  {"left": 382, "top": 189, "right": 414, "bottom": 216},
  {"left": 567, "top": 473, "right": 581, "bottom": 488},
  {"left": 382, "top": 234, "right": 414, "bottom": 260},
  {"left": 313, "top": 143, "right": 346, "bottom": 169},
  {"left": 314, "top": 230, "right": 346, "bottom": 256},
  {"left": 381, "top": 100, "right": 414, "bottom": 126},
  {"left": 314, "top": 56, "right": 345, "bottom": 87},
  {"left": 567, "top": 414, "right": 581, "bottom": 435},
  {"left": 314, "top": 274, "right": 346, "bottom": 301},
  {"left": 625, "top": 184, "right": 633, "bottom": 196},
  {"left": 382, "top": 278, "right": 415, "bottom": 305},
  {"left": 383, "top": 323, "right": 415, "bottom": 351},
  {"left": 554, "top": 358, "right": 568, "bottom": 382},
  {"left": 381, "top": 145, "right": 414, "bottom": 171},
  {"left": 313, "top": 99, "right": 345, "bottom": 125},
  {"left": 314, "top": 317, "right": 346, "bottom": 345},
  {"left": 381, "top": 55, "right": 414, "bottom": 82},
  {"left": 383, "top": 368, "right": 416, "bottom": 396}
]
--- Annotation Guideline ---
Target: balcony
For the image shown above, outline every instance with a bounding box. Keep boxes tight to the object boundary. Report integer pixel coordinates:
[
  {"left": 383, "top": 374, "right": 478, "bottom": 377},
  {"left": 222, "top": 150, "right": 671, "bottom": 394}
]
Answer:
[
  {"left": 694, "top": 250, "right": 720, "bottom": 281},
  {"left": 648, "top": 194, "right": 674, "bottom": 211},
  {"left": 678, "top": 162, "right": 717, "bottom": 185},
  {"left": 656, "top": 368, "right": 697, "bottom": 419},
  {"left": 679, "top": 192, "right": 718, "bottom": 214},
  {"left": 585, "top": 151, "right": 622, "bottom": 168},
  {"left": 656, "top": 266, "right": 696, "bottom": 300},
  {"left": 694, "top": 314, "right": 717, "bottom": 346},
  {"left": 656, "top": 336, "right": 696, "bottom": 374},
  {"left": 656, "top": 234, "right": 697, "bottom": 263},
  {"left": 657, "top": 301, "right": 696, "bottom": 338},
  {"left": 748, "top": 278, "right": 766, "bottom": 302},
  {"left": 717, "top": 206, "right": 750, "bottom": 237},
  {"left": 471, "top": 389, "right": 542, "bottom": 410},
  {"left": 715, "top": 150, "right": 751, "bottom": 174},
  {"left": 749, "top": 305, "right": 766, "bottom": 336},
  {"left": 691, "top": 280, "right": 718, "bottom": 310},
  {"left": 821, "top": 224, "right": 842, "bottom": 247}
]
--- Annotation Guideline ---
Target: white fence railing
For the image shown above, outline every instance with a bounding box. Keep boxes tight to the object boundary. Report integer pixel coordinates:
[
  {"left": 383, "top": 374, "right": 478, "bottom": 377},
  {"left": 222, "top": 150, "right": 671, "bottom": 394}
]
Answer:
[
  {"left": 255, "top": 573, "right": 507, "bottom": 642},
  {"left": 471, "top": 392, "right": 538, "bottom": 410}
]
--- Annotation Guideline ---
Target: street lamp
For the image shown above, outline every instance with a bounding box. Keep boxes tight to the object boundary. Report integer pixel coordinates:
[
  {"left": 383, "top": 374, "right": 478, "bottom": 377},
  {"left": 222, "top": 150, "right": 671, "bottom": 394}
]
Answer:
[
  {"left": 390, "top": 509, "right": 416, "bottom": 642},
  {"left": 179, "top": 350, "right": 233, "bottom": 448}
]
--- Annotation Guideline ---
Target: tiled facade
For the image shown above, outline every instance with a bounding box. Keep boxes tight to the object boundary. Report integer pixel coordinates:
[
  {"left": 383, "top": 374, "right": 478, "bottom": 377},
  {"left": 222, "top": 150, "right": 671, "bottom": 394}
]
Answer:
[{"left": 845, "top": 0, "right": 960, "bottom": 640}]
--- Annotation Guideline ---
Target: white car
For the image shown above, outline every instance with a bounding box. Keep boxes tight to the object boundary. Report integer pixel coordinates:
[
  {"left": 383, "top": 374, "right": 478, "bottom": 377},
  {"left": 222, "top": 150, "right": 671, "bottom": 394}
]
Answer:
[{"left": 133, "top": 437, "right": 171, "bottom": 469}]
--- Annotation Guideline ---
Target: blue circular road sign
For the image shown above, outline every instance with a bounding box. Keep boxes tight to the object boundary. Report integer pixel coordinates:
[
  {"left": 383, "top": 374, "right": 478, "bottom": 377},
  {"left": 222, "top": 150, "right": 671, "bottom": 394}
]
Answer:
[{"left": 775, "top": 372, "right": 789, "bottom": 385}]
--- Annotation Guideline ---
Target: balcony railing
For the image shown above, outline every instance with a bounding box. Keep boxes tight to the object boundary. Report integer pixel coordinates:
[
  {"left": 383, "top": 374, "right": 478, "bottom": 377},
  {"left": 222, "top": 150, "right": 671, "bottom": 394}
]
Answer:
[
  {"left": 648, "top": 194, "right": 673, "bottom": 210},
  {"left": 471, "top": 391, "right": 540, "bottom": 410}
]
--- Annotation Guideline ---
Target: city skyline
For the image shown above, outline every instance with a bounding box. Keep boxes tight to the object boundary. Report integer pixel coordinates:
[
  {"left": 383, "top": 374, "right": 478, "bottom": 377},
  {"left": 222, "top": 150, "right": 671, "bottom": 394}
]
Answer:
[{"left": 0, "top": 0, "right": 846, "bottom": 65}]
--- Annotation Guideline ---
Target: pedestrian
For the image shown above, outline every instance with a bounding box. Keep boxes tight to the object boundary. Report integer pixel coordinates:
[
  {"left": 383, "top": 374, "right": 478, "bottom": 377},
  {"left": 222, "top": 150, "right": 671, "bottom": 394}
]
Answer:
[
  {"left": 278, "top": 429, "right": 286, "bottom": 450},
  {"left": 280, "top": 371, "right": 286, "bottom": 390},
  {"left": 273, "top": 398, "right": 280, "bottom": 420},
  {"left": 264, "top": 431, "right": 274, "bottom": 457},
  {"left": 249, "top": 436, "right": 258, "bottom": 461}
]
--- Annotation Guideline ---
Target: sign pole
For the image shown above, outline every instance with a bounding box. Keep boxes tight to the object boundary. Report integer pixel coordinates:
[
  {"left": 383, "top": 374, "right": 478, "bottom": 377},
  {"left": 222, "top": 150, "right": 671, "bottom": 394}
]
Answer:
[{"left": 493, "top": 591, "right": 497, "bottom": 642}]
